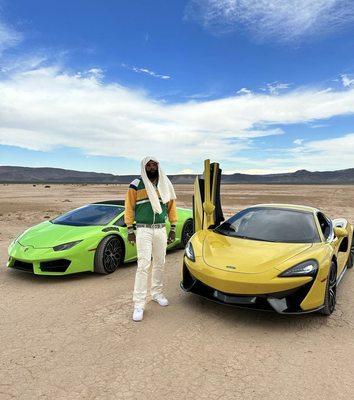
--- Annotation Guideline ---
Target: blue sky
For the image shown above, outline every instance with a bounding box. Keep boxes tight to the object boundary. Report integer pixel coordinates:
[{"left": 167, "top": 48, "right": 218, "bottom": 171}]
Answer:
[{"left": 1, "top": 0, "right": 354, "bottom": 175}]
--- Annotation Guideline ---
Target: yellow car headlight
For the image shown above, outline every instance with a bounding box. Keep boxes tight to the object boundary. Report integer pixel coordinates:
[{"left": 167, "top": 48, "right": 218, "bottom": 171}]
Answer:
[
  {"left": 185, "top": 241, "right": 195, "bottom": 262},
  {"left": 279, "top": 260, "right": 318, "bottom": 277}
]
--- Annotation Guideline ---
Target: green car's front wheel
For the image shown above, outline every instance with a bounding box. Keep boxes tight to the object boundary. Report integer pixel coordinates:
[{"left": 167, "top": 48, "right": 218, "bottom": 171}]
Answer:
[{"left": 94, "top": 235, "right": 124, "bottom": 274}]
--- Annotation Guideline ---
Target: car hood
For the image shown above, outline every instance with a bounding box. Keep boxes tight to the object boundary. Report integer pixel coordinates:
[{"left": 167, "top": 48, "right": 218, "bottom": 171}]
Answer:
[
  {"left": 17, "top": 221, "right": 101, "bottom": 248},
  {"left": 202, "top": 231, "right": 313, "bottom": 274}
]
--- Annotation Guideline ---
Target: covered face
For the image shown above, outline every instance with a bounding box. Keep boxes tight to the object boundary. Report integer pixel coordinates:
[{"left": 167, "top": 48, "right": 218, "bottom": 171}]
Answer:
[
  {"left": 144, "top": 158, "right": 159, "bottom": 180},
  {"left": 139, "top": 155, "right": 176, "bottom": 213}
]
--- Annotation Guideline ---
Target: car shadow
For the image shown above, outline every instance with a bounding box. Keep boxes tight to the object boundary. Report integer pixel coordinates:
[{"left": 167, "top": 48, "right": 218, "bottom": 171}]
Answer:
[
  {"left": 6, "top": 268, "right": 99, "bottom": 284},
  {"left": 5, "top": 259, "right": 138, "bottom": 284},
  {"left": 179, "top": 292, "right": 328, "bottom": 330},
  {"left": 7, "top": 267, "right": 330, "bottom": 329}
]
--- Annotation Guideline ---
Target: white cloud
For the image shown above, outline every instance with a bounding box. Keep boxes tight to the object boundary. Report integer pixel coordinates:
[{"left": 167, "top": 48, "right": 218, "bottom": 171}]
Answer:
[
  {"left": 341, "top": 74, "right": 354, "bottom": 88},
  {"left": 237, "top": 87, "right": 251, "bottom": 95},
  {"left": 263, "top": 82, "right": 291, "bottom": 95},
  {"left": 122, "top": 63, "right": 171, "bottom": 80},
  {"left": 183, "top": 92, "right": 214, "bottom": 99},
  {"left": 75, "top": 68, "right": 104, "bottom": 81},
  {"left": 186, "top": 0, "right": 354, "bottom": 42},
  {"left": 1, "top": 64, "right": 354, "bottom": 170},
  {"left": 293, "top": 138, "right": 304, "bottom": 145},
  {"left": 275, "top": 133, "right": 354, "bottom": 171},
  {"left": 0, "top": 54, "right": 47, "bottom": 75},
  {"left": 0, "top": 17, "right": 22, "bottom": 55}
]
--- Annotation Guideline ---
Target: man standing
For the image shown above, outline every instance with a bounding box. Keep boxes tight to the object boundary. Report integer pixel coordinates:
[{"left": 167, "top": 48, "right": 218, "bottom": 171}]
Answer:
[{"left": 124, "top": 156, "right": 177, "bottom": 322}]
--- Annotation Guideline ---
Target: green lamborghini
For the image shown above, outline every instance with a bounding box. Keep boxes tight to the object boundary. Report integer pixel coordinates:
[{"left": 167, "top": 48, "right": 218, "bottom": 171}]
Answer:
[{"left": 7, "top": 200, "right": 193, "bottom": 275}]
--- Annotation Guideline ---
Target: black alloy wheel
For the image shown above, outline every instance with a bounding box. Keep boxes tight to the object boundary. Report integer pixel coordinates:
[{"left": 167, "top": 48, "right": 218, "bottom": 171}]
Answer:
[
  {"left": 94, "top": 235, "right": 124, "bottom": 274},
  {"left": 320, "top": 261, "right": 337, "bottom": 316},
  {"left": 347, "top": 234, "right": 354, "bottom": 269}
]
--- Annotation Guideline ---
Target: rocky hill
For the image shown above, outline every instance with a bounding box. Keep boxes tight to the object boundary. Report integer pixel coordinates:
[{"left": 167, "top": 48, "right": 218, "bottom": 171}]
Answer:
[{"left": 1, "top": 165, "right": 354, "bottom": 184}]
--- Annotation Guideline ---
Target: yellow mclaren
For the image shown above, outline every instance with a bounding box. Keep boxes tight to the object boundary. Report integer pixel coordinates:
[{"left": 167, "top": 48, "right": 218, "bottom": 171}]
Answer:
[{"left": 181, "top": 160, "right": 354, "bottom": 315}]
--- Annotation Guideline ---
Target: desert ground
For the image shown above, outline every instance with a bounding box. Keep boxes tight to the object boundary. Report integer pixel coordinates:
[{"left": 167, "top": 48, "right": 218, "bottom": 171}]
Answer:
[{"left": 1, "top": 183, "right": 354, "bottom": 400}]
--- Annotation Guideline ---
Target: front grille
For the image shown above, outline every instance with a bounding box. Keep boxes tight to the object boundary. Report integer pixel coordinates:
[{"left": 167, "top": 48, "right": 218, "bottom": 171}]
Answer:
[
  {"left": 12, "top": 260, "right": 34, "bottom": 272},
  {"left": 40, "top": 259, "right": 71, "bottom": 273},
  {"left": 191, "top": 278, "right": 273, "bottom": 311}
]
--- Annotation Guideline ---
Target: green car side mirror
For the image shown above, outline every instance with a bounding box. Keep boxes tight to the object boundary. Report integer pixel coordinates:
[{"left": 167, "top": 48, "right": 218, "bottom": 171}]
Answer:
[{"left": 333, "top": 227, "right": 348, "bottom": 238}]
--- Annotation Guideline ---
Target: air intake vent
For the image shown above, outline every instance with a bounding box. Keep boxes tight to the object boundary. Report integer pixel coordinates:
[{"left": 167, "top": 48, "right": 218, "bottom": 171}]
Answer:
[
  {"left": 13, "top": 260, "right": 33, "bottom": 272},
  {"left": 40, "top": 259, "right": 71, "bottom": 273}
]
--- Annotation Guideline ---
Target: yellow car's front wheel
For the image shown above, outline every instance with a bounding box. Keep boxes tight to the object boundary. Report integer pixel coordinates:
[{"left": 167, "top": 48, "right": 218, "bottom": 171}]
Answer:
[{"left": 320, "top": 261, "right": 337, "bottom": 316}]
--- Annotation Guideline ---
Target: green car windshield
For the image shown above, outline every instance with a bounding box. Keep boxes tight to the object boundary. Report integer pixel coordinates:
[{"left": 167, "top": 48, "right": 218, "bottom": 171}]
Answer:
[
  {"left": 51, "top": 204, "right": 124, "bottom": 226},
  {"left": 215, "top": 207, "right": 321, "bottom": 243}
]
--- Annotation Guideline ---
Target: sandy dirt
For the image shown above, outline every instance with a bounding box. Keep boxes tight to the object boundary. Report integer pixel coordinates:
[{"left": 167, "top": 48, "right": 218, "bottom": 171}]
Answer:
[{"left": 1, "top": 183, "right": 354, "bottom": 400}]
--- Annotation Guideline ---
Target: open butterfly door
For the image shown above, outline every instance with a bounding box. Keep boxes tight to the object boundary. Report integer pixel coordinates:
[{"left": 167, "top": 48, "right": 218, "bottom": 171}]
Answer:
[{"left": 193, "top": 159, "right": 224, "bottom": 232}]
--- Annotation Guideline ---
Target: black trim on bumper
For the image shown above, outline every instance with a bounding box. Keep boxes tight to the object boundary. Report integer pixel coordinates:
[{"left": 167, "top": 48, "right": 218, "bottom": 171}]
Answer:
[
  {"left": 181, "top": 262, "right": 321, "bottom": 314},
  {"left": 12, "top": 260, "right": 34, "bottom": 272},
  {"left": 40, "top": 259, "right": 71, "bottom": 273}
]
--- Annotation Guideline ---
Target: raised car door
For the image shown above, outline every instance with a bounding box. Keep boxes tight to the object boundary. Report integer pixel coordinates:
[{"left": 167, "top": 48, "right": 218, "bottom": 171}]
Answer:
[
  {"left": 318, "top": 212, "right": 346, "bottom": 277},
  {"left": 193, "top": 159, "right": 224, "bottom": 233},
  {"left": 332, "top": 218, "right": 352, "bottom": 274}
]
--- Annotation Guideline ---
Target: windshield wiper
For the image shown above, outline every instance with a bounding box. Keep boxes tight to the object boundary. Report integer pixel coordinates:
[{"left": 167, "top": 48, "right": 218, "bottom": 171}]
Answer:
[
  {"left": 241, "top": 236, "right": 277, "bottom": 242},
  {"left": 52, "top": 221, "right": 90, "bottom": 226},
  {"left": 227, "top": 234, "right": 277, "bottom": 242}
]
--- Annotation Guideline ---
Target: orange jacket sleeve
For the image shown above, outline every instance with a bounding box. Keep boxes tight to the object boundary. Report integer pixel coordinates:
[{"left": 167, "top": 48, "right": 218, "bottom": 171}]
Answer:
[
  {"left": 124, "top": 187, "right": 137, "bottom": 226},
  {"left": 167, "top": 199, "right": 177, "bottom": 224}
]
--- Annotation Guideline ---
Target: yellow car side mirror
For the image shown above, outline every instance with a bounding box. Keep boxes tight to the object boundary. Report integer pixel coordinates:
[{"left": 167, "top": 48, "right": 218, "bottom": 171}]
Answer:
[{"left": 333, "top": 227, "right": 347, "bottom": 238}]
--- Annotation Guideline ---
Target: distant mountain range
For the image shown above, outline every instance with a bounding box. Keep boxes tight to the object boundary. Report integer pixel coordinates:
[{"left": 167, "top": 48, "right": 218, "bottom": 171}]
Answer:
[{"left": 1, "top": 165, "right": 354, "bottom": 184}]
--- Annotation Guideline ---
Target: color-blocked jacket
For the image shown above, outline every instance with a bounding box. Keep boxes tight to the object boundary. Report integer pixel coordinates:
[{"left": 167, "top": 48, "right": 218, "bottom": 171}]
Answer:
[{"left": 124, "top": 177, "right": 177, "bottom": 226}]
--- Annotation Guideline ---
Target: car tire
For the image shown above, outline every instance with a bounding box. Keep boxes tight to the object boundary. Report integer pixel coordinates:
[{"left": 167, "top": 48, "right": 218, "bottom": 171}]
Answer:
[
  {"left": 320, "top": 261, "right": 337, "bottom": 316},
  {"left": 347, "top": 234, "right": 354, "bottom": 269},
  {"left": 181, "top": 219, "right": 194, "bottom": 248},
  {"left": 94, "top": 235, "right": 124, "bottom": 274}
]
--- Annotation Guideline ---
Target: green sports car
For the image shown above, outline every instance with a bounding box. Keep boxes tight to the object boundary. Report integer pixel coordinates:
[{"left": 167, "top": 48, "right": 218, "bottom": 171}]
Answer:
[{"left": 7, "top": 200, "right": 193, "bottom": 275}]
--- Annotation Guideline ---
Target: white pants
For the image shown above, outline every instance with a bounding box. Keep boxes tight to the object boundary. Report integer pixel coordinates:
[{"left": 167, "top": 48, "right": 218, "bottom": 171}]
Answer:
[{"left": 133, "top": 227, "right": 167, "bottom": 309}]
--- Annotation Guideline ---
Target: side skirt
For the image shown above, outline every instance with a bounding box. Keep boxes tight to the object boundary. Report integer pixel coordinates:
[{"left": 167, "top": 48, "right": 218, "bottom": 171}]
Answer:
[{"left": 337, "top": 265, "right": 348, "bottom": 286}]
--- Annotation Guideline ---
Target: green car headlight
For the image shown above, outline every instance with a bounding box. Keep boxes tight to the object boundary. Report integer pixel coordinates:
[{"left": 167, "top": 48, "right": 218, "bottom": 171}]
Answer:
[
  {"left": 279, "top": 260, "right": 318, "bottom": 277},
  {"left": 185, "top": 241, "right": 195, "bottom": 262},
  {"left": 53, "top": 240, "right": 83, "bottom": 252}
]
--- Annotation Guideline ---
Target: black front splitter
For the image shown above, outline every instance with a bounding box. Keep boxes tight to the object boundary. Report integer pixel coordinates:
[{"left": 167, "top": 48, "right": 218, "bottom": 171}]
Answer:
[{"left": 180, "top": 281, "right": 324, "bottom": 315}]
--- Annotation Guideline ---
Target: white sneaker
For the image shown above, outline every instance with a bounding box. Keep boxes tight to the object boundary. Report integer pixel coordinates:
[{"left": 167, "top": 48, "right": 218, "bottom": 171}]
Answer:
[
  {"left": 152, "top": 294, "right": 169, "bottom": 307},
  {"left": 132, "top": 307, "right": 144, "bottom": 322}
]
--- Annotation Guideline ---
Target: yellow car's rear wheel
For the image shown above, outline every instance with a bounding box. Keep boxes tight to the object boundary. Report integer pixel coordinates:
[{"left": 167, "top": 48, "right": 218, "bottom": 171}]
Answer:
[
  {"left": 347, "top": 234, "right": 354, "bottom": 269},
  {"left": 320, "top": 261, "right": 337, "bottom": 316}
]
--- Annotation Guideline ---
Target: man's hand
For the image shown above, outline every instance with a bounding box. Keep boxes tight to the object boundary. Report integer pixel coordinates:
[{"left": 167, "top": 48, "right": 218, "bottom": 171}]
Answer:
[
  {"left": 167, "top": 230, "right": 176, "bottom": 245},
  {"left": 128, "top": 232, "right": 136, "bottom": 245}
]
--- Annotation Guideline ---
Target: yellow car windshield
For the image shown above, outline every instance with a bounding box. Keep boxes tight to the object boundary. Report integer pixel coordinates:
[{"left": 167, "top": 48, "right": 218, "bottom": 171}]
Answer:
[{"left": 215, "top": 207, "right": 321, "bottom": 244}]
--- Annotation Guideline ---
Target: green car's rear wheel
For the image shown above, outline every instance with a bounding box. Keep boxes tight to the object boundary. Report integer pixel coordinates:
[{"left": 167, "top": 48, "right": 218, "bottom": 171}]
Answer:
[
  {"left": 320, "top": 261, "right": 337, "bottom": 316},
  {"left": 181, "top": 219, "right": 194, "bottom": 248},
  {"left": 94, "top": 235, "right": 124, "bottom": 274}
]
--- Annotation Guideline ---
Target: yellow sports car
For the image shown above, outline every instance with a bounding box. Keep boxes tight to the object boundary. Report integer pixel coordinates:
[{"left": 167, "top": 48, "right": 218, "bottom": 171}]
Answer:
[{"left": 181, "top": 160, "right": 354, "bottom": 315}]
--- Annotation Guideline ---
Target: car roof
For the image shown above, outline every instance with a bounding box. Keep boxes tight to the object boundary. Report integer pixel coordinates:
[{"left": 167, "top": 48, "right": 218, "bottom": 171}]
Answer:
[
  {"left": 90, "top": 200, "right": 125, "bottom": 207},
  {"left": 247, "top": 203, "right": 319, "bottom": 213}
]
